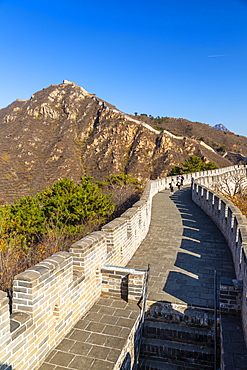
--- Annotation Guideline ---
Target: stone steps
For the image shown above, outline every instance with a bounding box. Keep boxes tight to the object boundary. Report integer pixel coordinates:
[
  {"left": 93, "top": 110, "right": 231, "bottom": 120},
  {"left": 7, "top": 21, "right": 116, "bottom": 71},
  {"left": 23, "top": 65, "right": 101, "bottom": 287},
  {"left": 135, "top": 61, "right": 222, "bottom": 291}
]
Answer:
[
  {"left": 139, "top": 305, "right": 217, "bottom": 369},
  {"left": 138, "top": 357, "right": 213, "bottom": 370},
  {"left": 143, "top": 320, "right": 214, "bottom": 347},
  {"left": 146, "top": 303, "right": 215, "bottom": 329},
  {"left": 139, "top": 358, "right": 178, "bottom": 369},
  {"left": 140, "top": 337, "right": 214, "bottom": 365}
]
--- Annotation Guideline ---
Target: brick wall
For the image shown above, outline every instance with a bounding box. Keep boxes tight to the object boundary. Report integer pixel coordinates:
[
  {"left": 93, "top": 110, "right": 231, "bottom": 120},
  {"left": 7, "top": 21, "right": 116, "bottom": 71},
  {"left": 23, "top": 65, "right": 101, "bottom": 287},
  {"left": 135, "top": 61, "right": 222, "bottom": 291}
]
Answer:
[
  {"left": 101, "top": 265, "right": 146, "bottom": 302},
  {"left": 220, "top": 278, "right": 243, "bottom": 316}
]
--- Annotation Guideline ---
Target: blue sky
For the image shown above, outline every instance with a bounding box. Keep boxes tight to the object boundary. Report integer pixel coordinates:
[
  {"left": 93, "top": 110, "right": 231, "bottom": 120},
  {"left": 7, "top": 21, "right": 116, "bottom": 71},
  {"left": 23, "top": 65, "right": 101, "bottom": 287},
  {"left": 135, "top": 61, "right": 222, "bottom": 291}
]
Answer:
[{"left": 1, "top": 0, "right": 247, "bottom": 136}]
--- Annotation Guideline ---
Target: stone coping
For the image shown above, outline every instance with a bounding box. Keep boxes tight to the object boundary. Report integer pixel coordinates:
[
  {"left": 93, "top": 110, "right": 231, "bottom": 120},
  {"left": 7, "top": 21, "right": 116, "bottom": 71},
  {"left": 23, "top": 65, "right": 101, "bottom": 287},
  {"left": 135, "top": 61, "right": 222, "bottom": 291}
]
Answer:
[
  {"left": 14, "top": 252, "right": 70, "bottom": 282},
  {"left": 10, "top": 312, "right": 33, "bottom": 341}
]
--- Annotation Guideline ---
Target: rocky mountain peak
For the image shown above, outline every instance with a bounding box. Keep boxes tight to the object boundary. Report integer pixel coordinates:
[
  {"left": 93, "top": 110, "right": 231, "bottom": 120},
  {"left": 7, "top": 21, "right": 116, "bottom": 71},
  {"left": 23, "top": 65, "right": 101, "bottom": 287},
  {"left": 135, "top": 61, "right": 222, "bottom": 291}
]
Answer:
[
  {"left": 0, "top": 82, "right": 232, "bottom": 204},
  {"left": 213, "top": 123, "right": 230, "bottom": 132}
]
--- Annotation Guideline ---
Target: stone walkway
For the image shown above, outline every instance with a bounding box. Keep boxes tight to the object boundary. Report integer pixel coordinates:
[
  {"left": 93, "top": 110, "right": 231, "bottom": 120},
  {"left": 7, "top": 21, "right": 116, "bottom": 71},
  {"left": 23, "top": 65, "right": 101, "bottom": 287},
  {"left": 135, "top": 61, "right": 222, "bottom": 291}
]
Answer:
[
  {"left": 127, "top": 187, "right": 235, "bottom": 307},
  {"left": 127, "top": 187, "right": 247, "bottom": 369},
  {"left": 38, "top": 296, "right": 141, "bottom": 370},
  {"left": 39, "top": 186, "right": 246, "bottom": 369}
]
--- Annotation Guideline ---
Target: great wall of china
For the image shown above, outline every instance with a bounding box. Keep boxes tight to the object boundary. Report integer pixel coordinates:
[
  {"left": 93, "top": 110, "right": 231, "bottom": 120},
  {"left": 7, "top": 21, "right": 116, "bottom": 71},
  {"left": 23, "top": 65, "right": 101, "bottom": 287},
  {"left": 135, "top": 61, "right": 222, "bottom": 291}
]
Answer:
[{"left": 1, "top": 165, "right": 247, "bottom": 369}]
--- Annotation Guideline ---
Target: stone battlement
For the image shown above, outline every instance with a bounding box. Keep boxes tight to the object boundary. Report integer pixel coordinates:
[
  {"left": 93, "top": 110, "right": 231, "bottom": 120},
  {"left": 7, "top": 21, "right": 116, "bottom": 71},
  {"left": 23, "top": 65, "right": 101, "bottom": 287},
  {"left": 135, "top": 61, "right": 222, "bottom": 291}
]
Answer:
[{"left": 192, "top": 170, "right": 247, "bottom": 344}]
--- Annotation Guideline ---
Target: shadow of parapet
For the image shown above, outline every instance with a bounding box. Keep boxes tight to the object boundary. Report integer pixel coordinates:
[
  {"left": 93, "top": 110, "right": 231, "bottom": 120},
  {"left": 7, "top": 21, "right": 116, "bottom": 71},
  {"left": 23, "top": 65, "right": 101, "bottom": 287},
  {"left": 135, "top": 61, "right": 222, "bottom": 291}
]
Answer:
[
  {"left": 163, "top": 187, "right": 235, "bottom": 309},
  {"left": 0, "top": 365, "right": 14, "bottom": 369}
]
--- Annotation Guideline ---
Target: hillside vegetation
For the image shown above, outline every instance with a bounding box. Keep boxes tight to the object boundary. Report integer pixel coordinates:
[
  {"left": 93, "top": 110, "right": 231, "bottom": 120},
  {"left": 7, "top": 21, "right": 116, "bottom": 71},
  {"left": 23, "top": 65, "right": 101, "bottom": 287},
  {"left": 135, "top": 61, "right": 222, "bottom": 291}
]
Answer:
[{"left": 0, "top": 174, "right": 141, "bottom": 308}]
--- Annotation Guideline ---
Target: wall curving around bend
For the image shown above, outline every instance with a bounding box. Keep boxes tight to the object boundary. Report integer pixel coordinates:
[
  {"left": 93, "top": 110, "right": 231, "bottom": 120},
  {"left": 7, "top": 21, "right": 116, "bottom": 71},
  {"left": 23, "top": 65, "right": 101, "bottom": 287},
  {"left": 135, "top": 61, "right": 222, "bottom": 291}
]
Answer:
[{"left": 192, "top": 169, "right": 247, "bottom": 342}]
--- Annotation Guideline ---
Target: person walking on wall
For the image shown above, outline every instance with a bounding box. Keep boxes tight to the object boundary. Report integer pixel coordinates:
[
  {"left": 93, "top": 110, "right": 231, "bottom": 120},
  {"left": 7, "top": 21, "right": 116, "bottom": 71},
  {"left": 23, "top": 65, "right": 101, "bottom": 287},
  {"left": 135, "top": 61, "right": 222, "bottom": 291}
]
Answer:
[
  {"left": 169, "top": 179, "right": 175, "bottom": 192},
  {"left": 191, "top": 177, "right": 195, "bottom": 188},
  {"left": 176, "top": 179, "right": 181, "bottom": 190}
]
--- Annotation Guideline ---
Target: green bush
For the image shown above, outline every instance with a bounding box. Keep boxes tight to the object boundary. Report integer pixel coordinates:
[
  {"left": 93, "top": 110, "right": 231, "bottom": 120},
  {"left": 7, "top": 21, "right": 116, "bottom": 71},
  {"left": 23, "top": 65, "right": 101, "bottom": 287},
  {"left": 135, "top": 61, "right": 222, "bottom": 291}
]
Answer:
[
  {"left": 168, "top": 156, "right": 218, "bottom": 176},
  {"left": 218, "top": 145, "right": 226, "bottom": 153},
  {"left": 0, "top": 176, "right": 115, "bottom": 247},
  {"left": 0, "top": 174, "right": 142, "bottom": 302}
]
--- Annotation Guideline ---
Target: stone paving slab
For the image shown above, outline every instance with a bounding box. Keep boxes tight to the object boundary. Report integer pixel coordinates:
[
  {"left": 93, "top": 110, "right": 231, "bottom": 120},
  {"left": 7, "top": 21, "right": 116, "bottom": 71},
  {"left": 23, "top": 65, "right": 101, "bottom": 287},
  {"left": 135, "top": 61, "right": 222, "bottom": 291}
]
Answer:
[{"left": 38, "top": 296, "right": 141, "bottom": 370}]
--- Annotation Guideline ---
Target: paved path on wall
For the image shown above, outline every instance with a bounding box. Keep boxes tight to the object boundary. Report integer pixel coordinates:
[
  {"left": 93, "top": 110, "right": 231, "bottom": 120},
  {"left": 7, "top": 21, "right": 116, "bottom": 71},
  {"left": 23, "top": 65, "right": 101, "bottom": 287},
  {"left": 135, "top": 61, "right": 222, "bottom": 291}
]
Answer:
[
  {"left": 38, "top": 296, "right": 141, "bottom": 370},
  {"left": 126, "top": 187, "right": 247, "bottom": 369},
  {"left": 127, "top": 186, "right": 236, "bottom": 308}
]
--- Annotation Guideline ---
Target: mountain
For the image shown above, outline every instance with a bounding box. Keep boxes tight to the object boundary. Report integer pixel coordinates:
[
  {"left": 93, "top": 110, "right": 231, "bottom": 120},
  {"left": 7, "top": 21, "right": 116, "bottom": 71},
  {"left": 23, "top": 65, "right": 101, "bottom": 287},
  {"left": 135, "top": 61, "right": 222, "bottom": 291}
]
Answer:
[
  {"left": 213, "top": 124, "right": 230, "bottom": 132},
  {"left": 0, "top": 81, "right": 242, "bottom": 204},
  {"left": 135, "top": 115, "right": 247, "bottom": 161}
]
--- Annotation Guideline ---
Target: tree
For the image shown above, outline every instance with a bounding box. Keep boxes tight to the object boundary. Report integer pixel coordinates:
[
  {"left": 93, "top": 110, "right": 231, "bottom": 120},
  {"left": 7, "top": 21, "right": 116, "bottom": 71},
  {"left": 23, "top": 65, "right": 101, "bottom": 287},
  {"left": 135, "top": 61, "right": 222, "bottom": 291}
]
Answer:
[
  {"left": 97, "top": 174, "right": 142, "bottom": 217},
  {"left": 168, "top": 166, "right": 184, "bottom": 176},
  {"left": 213, "top": 172, "right": 247, "bottom": 198},
  {"left": 168, "top": 156, "right": 218, "bottom": 176},
  {"left": 0, "top": 177, "right": 115, "bottom": 245},
  {"left": 38, "top": 177, "right": 114, "bottom": 234},
  {"left": 218, "top": 145, "right": 226, "bottom": 153},
  {"left": 182, "top": 156, "right": 218, "bottom": 173}
]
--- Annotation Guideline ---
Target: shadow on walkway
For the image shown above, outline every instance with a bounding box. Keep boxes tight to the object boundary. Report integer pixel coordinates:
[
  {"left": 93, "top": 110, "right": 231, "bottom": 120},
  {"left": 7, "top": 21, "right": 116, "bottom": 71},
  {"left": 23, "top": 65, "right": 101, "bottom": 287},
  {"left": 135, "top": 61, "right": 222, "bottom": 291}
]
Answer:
[{"left": 163, "top": 187, "right": 235, "bottom": 308}]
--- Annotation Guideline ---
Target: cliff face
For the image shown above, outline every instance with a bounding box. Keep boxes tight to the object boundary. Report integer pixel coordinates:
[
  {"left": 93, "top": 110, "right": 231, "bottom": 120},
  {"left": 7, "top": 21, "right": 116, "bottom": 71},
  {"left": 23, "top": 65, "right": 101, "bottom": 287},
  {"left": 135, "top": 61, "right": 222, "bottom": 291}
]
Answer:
[{"left": 0, "top": 81, "right": 232, "bottom": 204}]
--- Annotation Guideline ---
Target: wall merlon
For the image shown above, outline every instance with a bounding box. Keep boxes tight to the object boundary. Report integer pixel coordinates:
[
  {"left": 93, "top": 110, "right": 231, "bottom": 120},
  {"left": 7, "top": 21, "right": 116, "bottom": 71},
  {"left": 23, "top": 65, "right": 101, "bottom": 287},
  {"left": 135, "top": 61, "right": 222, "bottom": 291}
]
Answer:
[
  {"left": 41, "top": 251, "right": 71, "bottom": 266},
  {"left": 30, "top": 265, "right": 50, "bottom": 277},
  {"left": 14, "top": 305, "right": 33, "bottom": 313},
  {"left": 102, "top": 217, "right": 126, "bottom": 231},
  {"left": 85, "top": 230, "right": 104, "bottom": 242},
  {"left": 14, "top": 270, "right": 40, "bottom": 284},
  {"left": 121, "top": 208, "right": 137, "bottom": 218},
  {"left": 39, "top": 259, "right": 62, "bottom": 271},
  {"left": 70, "top": 231, "right": 105, "bottom": 252}
]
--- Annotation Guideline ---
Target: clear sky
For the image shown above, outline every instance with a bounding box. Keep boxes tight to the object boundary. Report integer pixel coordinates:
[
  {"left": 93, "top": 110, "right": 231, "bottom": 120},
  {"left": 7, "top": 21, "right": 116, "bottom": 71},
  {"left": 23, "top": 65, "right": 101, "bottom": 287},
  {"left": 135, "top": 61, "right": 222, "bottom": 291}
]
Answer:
[{"left": 1, "top": 0, "right": 247, "bottom": 136}]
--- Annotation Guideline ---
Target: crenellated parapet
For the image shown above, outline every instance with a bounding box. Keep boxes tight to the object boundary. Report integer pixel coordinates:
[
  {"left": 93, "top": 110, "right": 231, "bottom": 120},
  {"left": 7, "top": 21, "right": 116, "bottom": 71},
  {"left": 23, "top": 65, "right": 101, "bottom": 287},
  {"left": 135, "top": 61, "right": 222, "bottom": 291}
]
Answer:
[{"left": 192, "top": 169, "right": 247, "bottom": 343}]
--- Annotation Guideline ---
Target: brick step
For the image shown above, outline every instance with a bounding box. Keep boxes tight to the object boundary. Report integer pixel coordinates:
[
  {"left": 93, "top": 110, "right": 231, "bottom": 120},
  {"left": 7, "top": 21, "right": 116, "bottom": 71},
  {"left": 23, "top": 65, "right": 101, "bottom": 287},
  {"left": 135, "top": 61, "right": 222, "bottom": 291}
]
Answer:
[
  {"left": 143, "top": 320, "right": 214, "bottom": 347},
  {"left": 138, "top": 358, "right": 178, "bottom": 369},
  {"left": 146, "top": 302, "right": 215, "bottom": 329},
  {"left": 140, "top": 337, "right": 214, "bottom": 366},
  {"left": 138, "top": 357, "right": 214, "bottom": 370}
]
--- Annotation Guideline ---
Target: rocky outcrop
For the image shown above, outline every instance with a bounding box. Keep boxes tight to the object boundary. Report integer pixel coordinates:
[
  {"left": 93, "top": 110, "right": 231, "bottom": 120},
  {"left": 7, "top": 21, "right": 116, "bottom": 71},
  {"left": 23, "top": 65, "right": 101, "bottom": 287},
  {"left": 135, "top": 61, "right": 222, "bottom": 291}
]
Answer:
[{"left": 0, "top": 81, "right": 232, "bottom": 204}]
